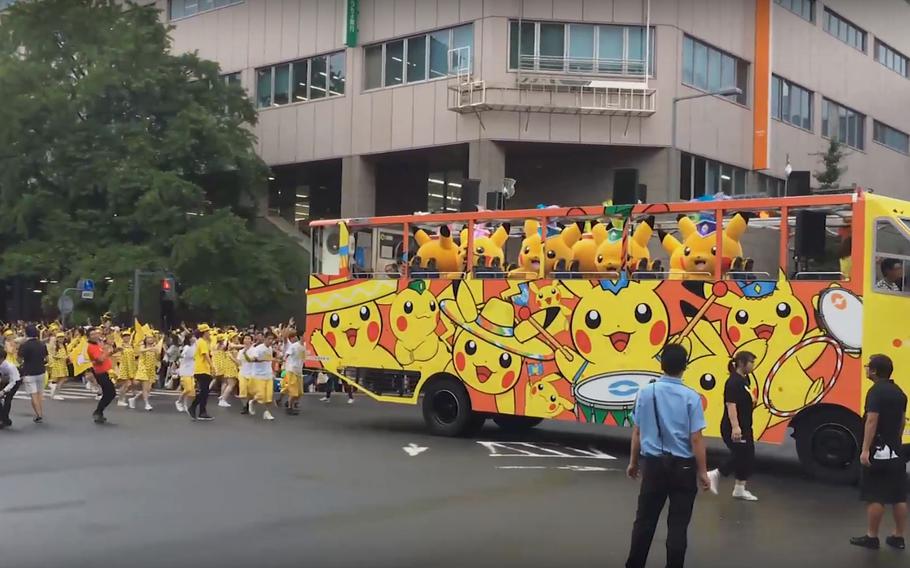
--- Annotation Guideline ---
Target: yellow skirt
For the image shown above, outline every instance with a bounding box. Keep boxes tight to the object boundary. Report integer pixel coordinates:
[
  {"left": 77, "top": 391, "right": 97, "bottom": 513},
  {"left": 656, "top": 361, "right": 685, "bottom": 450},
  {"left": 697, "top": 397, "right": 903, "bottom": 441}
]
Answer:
[
  {"left": 283, "top": 372, "right": 302, "bottom": 398},
  {"left": 247, "top": 378, "right": 273, "bottom": 404},
  {"left": 180, "top": 376, "right": 196, "bottom": 396}
]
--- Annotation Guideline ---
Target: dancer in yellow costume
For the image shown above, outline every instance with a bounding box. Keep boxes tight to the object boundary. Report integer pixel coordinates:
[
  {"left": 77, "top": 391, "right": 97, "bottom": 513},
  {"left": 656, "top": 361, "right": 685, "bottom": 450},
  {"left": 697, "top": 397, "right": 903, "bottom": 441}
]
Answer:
[
  {"left": 116, "top": 332, "right": 137, "bottom": 406},
  {"left": 282, "top": 330, "right": 305, "bottom": 416},
  {"left": 48, "top": 333, "right": 69, "bottom": 401},
  {"left": 237, "top": 334, "right": 254, "bottom": 415},
  {"left": 218, "top": 333, "right": 240, "bottom": 408},
  {"left": 245, "top": 332, "right": 275, "bottom": 421},
  {"left": 130, "top": 335, "right": 159, "bottom": 411}
]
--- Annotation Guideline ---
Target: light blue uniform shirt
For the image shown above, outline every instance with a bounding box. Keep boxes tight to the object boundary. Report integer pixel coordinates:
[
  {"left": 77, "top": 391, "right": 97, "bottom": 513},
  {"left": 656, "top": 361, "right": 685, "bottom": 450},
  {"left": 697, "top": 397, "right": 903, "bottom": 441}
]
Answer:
[{"left": 631, "top": 376, "right": 706, "bottom": 459}]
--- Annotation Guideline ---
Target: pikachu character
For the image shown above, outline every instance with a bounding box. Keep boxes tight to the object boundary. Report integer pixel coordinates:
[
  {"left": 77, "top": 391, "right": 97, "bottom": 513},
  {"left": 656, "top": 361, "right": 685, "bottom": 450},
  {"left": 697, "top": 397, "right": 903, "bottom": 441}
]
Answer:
[
  {"left": 511, "top": 219, "right": 546, "bottom": 278},
  {"left": 674, "top": 320, "right": 738, "bottom": 438},
  {"left": 413, "top": 225, "right": 460, "bottom": 273},
  {"left": 306, "top": 276, "right": 400, "bottom": 372},
  {"left": 525, "top": 374, "right": 575, "bottom": 418},
  {"left": 558, "top": 275, "right": 669, "bottom": 383},
  {"left": 571, "top": 222, "right": 601, "bottom": 274},
  {"left": 440, "top": 282, "right": 553, "bottom": 413},
  {"left": 458, "top": 224, "right": 511, "bottom": 270},
  {"left": 659, "top": 213, "right": 749, "bottom": 279},
  {"left": 527, "top": 281, "right": 572, "bottom": 333},
  {"left": 593, "top": 216, "right": 659, "bottom": 274},
  {"left": 546, "top": 222, "right": 583, "bottom": 272},
  {"left": 388, "top": 280, "right": 453, "bottom": 371},
  {"left": 711, "top": 271, "right": 827, "bottom": 436}
]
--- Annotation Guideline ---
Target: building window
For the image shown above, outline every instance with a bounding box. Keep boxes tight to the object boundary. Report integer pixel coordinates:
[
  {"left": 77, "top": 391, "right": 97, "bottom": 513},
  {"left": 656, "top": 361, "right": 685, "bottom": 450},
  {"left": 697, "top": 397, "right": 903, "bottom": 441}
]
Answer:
[
  {"left": 169, "top": 0, "right": 243, "bottom": 20},
  {"left": 875, "top": 39, "right": 909, "bottom": 78},
  {"left": 823, "top": 8, "right": 866, "bottom": 52},
  {"left": 873, "top": 121, "right": 910, "bottom": 155},
  {"left": 255, "top": 51, "right": 346, "bottom": 108},
  {"left": 427, "top": 172, "right": 463, "bottom": 213},
  {"left": 508, "top": 21, "right": 655, "bottom": 77},
  {"left": 363, "top": 24, "right": 473, "bottom": 91},
  {"left": 756, "top": 173, "right": 786, "bottom": 197},
  {"left": 775, "top": 0, "right": 814, "bottom": 21},
  {"left": 679, "top": 153, "right": 748, "bottom": 200},
  {"left": 682, "top": 36, "right": 748, "bottom": 105},
  {"left": 771, "top": 75, "right": 812, "bottom": 131},
  {"left": 821, "top": 98, "right": 865, "bottom": 150},
  {"left": 0, "top": 0, "right": 17, "bottom": 11}
]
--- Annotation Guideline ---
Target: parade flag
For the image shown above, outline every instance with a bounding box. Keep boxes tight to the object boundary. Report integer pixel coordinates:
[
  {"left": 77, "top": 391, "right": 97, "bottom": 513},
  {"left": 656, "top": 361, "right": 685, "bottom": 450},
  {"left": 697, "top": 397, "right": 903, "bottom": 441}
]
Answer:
[
  {"left": 338, "top": 221, "right": 350, "bottom": 277},
  {"left": 70, "top": 337, "right": 91, "bottom": 376}
]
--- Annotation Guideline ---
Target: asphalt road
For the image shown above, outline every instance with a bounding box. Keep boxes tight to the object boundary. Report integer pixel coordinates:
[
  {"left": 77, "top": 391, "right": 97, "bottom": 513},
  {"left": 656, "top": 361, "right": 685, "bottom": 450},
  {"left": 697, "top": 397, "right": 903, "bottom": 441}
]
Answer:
[{"left": 1, "top": 386, "right": 907, "bottom": 568}]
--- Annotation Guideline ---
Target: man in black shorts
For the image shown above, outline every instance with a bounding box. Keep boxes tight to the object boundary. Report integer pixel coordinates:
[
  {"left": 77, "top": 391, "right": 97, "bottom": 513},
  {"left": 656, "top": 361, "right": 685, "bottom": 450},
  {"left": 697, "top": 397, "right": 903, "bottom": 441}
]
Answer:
[{"left": 850, "top": 354, "right": 908, "bottom": 551}]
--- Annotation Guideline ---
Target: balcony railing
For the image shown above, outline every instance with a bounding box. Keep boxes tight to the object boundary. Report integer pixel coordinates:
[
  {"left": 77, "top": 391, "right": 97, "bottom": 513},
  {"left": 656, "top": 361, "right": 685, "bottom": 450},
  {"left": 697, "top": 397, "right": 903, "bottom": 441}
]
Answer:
[{"left": 515, "top": 54, "right": 649, "bottom": 79}]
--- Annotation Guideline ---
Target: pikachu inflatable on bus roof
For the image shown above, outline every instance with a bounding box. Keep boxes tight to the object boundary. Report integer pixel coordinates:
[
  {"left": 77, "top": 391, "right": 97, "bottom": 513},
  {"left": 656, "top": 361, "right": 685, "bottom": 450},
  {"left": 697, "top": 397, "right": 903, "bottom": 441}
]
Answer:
[
  {"left": 659, "top": 213, "right": 750, "bottom": 279},
  {"left": 592, "top": 216, "right": 660, "bottom": 273},
  {"left": 412, "top": 225, "right": 459, "bottom": 273},
  {"left": 513, "top": 220, "right": 582, "bottom": 275},
  {"left": 558, "top": 274, "right": 669, "bottom": 383},
  {"left": 458, "top": 224, "right": 511, "bottom": 269}
]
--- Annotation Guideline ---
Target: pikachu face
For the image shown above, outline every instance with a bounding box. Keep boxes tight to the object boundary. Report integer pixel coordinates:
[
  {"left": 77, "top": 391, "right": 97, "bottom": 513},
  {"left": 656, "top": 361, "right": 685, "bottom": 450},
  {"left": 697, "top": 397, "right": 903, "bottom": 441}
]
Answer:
[
  {"left": 593, "top": 218, "right": 654, "bottom": 273},
  {"left": 713, "top": 271, "right": 808, "bottom": 351},
  {"left": 563, "top": 278, "right": 669, "bottom": 368},
  {"left": 458, "top": 225, "right": 510, "bottom": 268},
  {"left": 517, "top": 220, "right": 544, "bottom": 273},
  {"left": 661, "top": 214, "right": 748, "bottom": 275},
  {"left": 525, "top": 374, "right": 574, "bottom": 418},
  {"left": 452, "top": 329, "right": 523, "bottom": 395},
  {"left": 388, "top": 283, "right": 439, "bottom": 346},
  {"left": 414, "top": 225, "right": 459, "bottom": 272},
  {"left": 322, "top": 301, "right": 384, "bottom": 357},
  {"left": 529, "top": 282, "right": 566, "bottom": 310}
]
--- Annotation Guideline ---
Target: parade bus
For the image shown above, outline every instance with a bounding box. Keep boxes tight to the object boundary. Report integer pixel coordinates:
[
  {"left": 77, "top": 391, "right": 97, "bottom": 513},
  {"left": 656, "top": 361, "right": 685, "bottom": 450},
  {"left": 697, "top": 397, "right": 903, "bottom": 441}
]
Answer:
[{"left": 304, "top": 191, "right": 910, "bottom": 483}]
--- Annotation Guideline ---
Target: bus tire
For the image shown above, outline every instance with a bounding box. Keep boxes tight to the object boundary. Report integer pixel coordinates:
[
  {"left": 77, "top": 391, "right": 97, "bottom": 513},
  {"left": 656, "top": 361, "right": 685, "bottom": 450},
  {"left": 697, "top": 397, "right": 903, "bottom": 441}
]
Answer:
[
  {"left": 793, "top": 406, "right": 863, "bottom": 485},
  {"left": 421, "top": 375, "right": 480, "bottom": 437},
  {"left": 492, "top": 415, "right": 543, "bottom": 433}
]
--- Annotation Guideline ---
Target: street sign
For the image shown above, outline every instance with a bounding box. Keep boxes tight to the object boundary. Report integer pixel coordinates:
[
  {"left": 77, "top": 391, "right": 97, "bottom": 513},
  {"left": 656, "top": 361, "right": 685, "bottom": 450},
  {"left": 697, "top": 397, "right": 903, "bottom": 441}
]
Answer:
[
  {"left": 57, "top": 295, "right": 74, "bottom": 315},
  {"left": 81, "top": 290, "right": 94, "bottom": 300},
  {"left": 81, "top": 279, "right": 95, "bottom": 292},
  {"left": 344, "top": 0, "right": 359, "bottom": 46}
]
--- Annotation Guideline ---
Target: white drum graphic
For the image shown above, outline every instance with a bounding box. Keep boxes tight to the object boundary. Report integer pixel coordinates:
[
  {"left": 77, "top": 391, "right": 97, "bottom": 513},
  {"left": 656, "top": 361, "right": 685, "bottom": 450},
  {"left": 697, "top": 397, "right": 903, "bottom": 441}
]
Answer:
[
  {"left": 817, "top": 288, "right": 863, "bottom": 353},
  {"left": 574, "top": 371, "right": 660, "bottom": 425}
]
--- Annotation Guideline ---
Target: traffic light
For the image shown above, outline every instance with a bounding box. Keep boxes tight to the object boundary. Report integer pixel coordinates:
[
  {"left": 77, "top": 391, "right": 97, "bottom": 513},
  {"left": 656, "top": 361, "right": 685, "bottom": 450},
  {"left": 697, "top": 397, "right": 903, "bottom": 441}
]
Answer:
[{"left": 161, "top": 277, "right": 177, "bottom": 302}]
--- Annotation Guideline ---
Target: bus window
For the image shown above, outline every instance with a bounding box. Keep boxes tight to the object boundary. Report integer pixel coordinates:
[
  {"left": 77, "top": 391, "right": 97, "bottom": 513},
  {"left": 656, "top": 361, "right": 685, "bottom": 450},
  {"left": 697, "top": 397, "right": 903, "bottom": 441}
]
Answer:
[
  {"left": 727, "top": 209, "right": 777, "bottom": 281},
  {"left": 311, "top": 223, "right": 342, "bottom": 276},
  {"left": 787, "top": 206, "right": 852, "bottom": 281},
  {"left": 374, "top": 225, "right": 406, "bottom": 279},
  {"left": 350, "top": 228, "right": 374, "bottom": 278},
  {"left": 872, "top": 218, "right": 910, "bottom": 294}
]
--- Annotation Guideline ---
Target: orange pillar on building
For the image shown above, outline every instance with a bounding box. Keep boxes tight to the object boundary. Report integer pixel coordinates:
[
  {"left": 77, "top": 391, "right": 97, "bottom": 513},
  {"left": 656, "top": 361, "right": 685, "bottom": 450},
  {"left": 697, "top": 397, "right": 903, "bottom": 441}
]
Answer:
[{"left": 753, "top": 0, "right": 772, "bottom": 171}]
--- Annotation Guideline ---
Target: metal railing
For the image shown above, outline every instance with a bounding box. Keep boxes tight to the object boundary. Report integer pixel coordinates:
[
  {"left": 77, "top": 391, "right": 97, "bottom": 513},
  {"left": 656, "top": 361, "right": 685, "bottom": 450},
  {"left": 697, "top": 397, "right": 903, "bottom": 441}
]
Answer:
[{"left": 517, "top": 54, "right": 648, "bottom": 78}]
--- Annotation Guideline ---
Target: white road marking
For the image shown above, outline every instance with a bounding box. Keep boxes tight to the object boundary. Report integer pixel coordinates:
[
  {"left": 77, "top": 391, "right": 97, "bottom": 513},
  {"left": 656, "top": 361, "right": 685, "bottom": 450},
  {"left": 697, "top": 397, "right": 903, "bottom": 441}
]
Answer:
[
  {"left": 496, "top": 465, "right": 619, "bottom": 472},
  {"left": 477, "top": 441, "right": 616, "bottom": 460},
  {"left": 403, "top": 443, "right": 428, "bottom": 457}
]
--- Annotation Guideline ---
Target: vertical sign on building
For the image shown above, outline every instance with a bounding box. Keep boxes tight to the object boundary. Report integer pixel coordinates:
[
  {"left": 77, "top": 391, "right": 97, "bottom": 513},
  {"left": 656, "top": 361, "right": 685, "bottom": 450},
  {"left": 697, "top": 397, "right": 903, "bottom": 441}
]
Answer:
[
  {"left": 753, "top": 0, "right": 771, "bottom": 171},
  {"left": 344, "top": 0, "right": 359, "bottom": 47}
]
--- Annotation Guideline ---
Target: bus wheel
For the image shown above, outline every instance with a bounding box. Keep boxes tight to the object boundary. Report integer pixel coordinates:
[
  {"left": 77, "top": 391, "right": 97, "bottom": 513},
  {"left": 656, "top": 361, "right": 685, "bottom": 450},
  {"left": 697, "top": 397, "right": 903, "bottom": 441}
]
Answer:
[
  {"left": 492, "top": 415, "right": 543, "bottom": 433},
  {"left": 422, "top": 376, "right": 483, "bottom": 437},
  {"left": 794, "top": 408, "right": 862, "bottom": 484}
]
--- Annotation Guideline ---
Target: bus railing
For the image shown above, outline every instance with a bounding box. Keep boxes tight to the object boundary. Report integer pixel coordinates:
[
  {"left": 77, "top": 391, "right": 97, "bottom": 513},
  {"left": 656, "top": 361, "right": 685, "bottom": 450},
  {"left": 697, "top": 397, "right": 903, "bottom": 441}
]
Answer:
[
  {"left": 726, "top": 271, "right": 772, "bottom": 280},
  {"left": 794, "top": 271, "right": 846, "bottom": 281}
]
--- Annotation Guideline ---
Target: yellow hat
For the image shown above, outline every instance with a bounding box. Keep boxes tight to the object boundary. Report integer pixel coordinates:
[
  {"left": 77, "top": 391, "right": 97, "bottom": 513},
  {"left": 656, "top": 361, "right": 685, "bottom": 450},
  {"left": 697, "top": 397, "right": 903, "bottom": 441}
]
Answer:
[
  {"left": 306, "top": 275, "right": 397, "bottom": 315},
  {"left": 3, "top": 330, "right": 13, "bottom": 337},
  {"left": 55, "top": 332, "right": 65, "bottom": 338},
  {"left": 197, "top": 324, "right": 211, "bottom": 333}
]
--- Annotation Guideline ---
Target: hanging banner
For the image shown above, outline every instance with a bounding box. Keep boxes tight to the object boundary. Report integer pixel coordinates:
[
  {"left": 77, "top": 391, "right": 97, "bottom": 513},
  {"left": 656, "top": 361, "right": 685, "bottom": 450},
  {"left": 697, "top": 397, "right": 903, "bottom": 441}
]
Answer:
[{"left": 344, "top": 0, "right": 359, "bottom": 47}]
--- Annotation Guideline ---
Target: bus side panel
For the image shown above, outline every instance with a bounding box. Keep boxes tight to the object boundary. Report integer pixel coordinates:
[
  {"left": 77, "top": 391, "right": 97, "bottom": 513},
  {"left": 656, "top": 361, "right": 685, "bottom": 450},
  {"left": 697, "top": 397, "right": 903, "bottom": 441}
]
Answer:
[
  {"left": 304, "top": 272, "right": 864, "bottom": 443},
  {"left": 863, "top": 196, "right": 910, "bottom": 445}
]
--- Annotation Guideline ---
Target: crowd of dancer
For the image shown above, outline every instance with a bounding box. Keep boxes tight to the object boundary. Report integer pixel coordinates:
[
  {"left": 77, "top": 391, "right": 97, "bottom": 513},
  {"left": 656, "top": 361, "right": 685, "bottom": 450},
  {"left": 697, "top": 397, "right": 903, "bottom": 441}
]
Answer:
[{"left": 0, "top": 318, "right": 329, "bottom": 427}]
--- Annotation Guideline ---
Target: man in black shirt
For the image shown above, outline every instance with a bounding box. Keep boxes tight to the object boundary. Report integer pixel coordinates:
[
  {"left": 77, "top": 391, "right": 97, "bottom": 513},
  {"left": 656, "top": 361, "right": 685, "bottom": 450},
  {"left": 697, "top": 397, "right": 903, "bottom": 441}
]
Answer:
[
  {"left": 18, "top": 325, "right": 49, "bottom": 423},
  {"left": 851, "top": 354, "right": 908, "bottom": 551}
]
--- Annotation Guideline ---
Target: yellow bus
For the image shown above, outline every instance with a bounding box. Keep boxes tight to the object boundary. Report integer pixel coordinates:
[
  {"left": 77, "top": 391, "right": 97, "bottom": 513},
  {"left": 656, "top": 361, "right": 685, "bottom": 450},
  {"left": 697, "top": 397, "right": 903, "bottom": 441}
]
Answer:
[{"left": 305, "top": 191, "right": 910, "bottom": 483}]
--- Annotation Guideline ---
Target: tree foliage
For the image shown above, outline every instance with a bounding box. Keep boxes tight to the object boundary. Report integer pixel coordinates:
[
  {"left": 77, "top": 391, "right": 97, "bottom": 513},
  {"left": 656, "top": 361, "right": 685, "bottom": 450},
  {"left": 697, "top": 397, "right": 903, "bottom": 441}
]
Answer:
[
  {"left": 813, "top": 138, "right": 849, "bottom": 189},
  {"left": 0, "top": 0, "right": 306, "bottom": 324}
]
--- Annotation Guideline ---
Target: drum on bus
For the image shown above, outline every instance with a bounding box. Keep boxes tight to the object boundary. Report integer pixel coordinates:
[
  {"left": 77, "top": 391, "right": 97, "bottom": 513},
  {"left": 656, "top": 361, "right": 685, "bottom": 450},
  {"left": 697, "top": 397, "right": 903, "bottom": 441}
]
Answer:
[{"left": 573, "top": 371, "right": 660, "bottom": 427}]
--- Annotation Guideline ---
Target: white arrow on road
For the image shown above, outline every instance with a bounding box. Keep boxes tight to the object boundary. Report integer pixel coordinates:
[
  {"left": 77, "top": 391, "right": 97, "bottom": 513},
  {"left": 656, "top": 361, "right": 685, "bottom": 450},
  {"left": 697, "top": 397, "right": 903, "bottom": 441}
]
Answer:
[{"left": 403, "top": 443, "right": 428, "bottom": 457}]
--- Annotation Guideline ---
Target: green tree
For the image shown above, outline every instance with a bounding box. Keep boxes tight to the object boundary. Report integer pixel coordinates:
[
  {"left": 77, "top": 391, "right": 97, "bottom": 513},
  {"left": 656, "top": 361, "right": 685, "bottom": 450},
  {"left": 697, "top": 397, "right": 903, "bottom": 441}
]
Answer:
[
  {"left": 0, "top": 0, "right": 306, "bottom": 324},
  {"left": 813, "top": 138, "right": 849, "bottom": 189}
]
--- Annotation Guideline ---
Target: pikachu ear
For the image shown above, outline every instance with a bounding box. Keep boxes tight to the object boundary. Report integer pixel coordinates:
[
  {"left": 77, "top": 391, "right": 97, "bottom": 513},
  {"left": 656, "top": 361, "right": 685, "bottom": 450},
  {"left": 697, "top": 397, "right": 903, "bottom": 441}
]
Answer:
[
  {"left": 524, "top": 219, "right": 539, "bottom": 238},
  {"left": 454, "top": 280, "right": 480, "bottom": 322},
  {"left": 777, "top": 268, "right": 794, "bottom": 294},
  {"left": 592, "top": 223, "right": 608, "bottom": 245},
  {"left": 543, "top": 373, "right": 563, "bottom": 384},
  {"left": 414, "top": 229, "right": 430, "bottom": 246},
  {"left": 561, "top": 223, "right": 582, "bottom": 246},
  {"left": 725, "top": 213, "right": 748, "bottom": 242},
  {"left": 633, "top": 219, "right": 654, "bottom": 245},
  {"left": 678, "top": 215, "right": 697, "bottom": 240},
  {"left": 492, "top": 224, "right": 510, "bottom": 248}
]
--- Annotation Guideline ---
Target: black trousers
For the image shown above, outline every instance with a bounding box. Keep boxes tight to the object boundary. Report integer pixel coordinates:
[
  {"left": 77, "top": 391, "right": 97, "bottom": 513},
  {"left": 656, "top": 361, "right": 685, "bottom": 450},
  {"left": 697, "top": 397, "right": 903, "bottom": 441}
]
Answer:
[
  {"left": 1, "top": 381, "right": 20, "bottom": 424},
  {"left": 718, "top": 435, "right": 755, "bottom": 481},
  {"left": 93, "top": 372, "right": 116, "bottom": 416},
  {"left": 626, "top": 456, "right": 698, "bottom": 568},
  {"left": 189, "top": 374, "right": 212, "bottom": 416}
]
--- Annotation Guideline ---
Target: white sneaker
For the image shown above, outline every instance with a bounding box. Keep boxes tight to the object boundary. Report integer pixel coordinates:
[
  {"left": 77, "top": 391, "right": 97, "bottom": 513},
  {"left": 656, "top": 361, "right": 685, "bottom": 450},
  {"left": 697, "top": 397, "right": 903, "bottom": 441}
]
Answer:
[
  {"left": 347, "top": 398, "right": 354, "bottom": 404},
  {"left": 95, "top": 394, "right": 102, "bottom": 401},
  {"left": 128, "top": 397, "right": 137, "bottom": 409},
  {"left": 320, "top": 397, "right": 330, "bottom": 403},
  {"left": 262, "top": 410, "right": 275, "bottom": 421},
  {"left": 218, "top": 399, "right": 231, "bottom": 408},
  {"left": 732, "top": 488, "right": 758, "bottom": 501},
  {"left": 52, "top": 395, "right": 65, "bottom": 401},
  {"left": 117, "top": 400, "right": 128, "bottom": 407},
  {"left": 175, "top": 401, "right": 185, "bottom": 412},
  {"left": 144, "top": 403, "right": 153, "bottom": 411},
  {"left": 707, "top": 469, "right": 720, "bottom": 495}
]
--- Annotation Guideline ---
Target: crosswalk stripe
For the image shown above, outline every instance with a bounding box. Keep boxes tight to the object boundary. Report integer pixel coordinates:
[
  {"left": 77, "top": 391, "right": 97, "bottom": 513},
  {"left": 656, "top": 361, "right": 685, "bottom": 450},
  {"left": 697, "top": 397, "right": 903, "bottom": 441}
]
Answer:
[{"left": 13, "top": 386, "right": 182, "bottom": 401}]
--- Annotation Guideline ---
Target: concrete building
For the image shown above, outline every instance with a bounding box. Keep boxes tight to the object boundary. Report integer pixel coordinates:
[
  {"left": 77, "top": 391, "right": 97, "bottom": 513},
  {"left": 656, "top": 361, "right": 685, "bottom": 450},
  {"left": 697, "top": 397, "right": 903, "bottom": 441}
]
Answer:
[{"left": 154, "top": 0, "right": 910, "bottom": 229}]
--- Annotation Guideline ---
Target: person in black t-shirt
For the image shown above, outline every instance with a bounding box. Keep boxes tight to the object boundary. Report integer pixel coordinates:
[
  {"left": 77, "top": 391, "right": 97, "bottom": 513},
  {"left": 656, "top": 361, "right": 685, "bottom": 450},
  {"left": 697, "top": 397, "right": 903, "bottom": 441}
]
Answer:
[
  {"left": 851, "top": 354, "right": 908, "bottom": 551},
  {"left": 18, "top": 325, "right": 49, "bottom": 423},
  {"left": 707, "top": 351, "right": 759, "bottom": 501}
]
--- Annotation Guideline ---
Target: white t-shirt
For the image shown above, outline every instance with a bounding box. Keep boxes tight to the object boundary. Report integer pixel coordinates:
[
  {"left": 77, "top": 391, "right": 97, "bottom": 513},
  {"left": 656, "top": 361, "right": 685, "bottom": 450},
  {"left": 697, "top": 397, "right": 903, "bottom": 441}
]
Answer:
[
  {"left": 248, "top": 344, "right": 273, "bottom": 380},
  {"left": 237, "top": 347, "right": 253, "bottom": 378},
  {"left": 0, "top": 359, "right": 21, "bottom": 393},
  {"left": 283, "top": 342, "right": 304, "bottom": 375},
  {"left": 178, "top": 345, "right": 196, "bottom": 377}
]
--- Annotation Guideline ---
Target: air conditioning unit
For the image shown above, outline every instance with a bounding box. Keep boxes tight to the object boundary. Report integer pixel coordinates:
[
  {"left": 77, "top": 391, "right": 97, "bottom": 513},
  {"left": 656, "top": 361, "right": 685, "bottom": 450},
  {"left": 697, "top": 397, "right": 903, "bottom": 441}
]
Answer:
[{"left": 321, "top": 228, "right": 341, "bottom": 275}]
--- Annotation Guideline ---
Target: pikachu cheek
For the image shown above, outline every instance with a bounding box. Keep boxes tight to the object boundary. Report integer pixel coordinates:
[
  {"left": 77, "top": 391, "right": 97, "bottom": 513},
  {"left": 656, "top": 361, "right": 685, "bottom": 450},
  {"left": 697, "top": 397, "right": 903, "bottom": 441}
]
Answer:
[
  {"left": 789, "top": 316, "right": 804, "bottom": 336},
  {"left": 455, "top": 351, "right": 466, "bottom": 372},
  {"left": 367, "top": 322, "right": 380, "bottom": 342}
]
